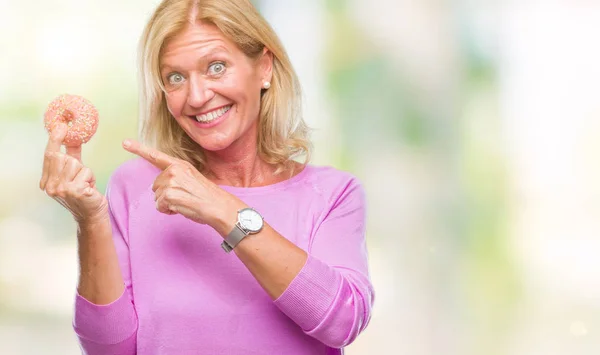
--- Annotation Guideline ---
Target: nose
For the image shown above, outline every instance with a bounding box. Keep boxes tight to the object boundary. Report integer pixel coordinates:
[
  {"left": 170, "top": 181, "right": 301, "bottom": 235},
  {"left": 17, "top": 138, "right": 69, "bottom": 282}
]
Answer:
[{"left": 186, "top": 74, "right": 215, "bottom": 109}]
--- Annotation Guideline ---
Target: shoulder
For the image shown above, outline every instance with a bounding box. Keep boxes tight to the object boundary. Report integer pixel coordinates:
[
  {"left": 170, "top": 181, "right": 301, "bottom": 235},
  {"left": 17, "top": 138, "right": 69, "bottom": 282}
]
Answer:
[
  {"left": 302, "top": 164, "right": 365, "bottom": 208},
  {"left": 105, "top": 157, "right": 161, "bottom": 202}
]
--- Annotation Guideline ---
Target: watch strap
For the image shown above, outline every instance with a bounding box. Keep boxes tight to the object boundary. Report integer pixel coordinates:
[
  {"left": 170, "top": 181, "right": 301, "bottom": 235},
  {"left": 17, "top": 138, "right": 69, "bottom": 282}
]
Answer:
[{"left": 221, "top": 223, "right": 247, "bottom": 253}]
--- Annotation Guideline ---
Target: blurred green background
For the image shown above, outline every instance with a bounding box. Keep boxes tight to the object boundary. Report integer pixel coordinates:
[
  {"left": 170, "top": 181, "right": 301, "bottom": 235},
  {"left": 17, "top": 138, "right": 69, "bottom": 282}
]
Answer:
[{"left": 1, "top": 0, "right": 600, "bottom": 354}]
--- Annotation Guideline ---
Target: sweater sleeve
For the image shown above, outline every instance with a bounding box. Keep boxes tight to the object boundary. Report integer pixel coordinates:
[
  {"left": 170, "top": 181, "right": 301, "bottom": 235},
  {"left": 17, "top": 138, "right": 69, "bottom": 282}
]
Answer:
[
  {"left": 273, "top": 177, "right": 375, "bottom": 348},
  {"left": 72, "top": 172, "right": 139, "bottom": 354}
]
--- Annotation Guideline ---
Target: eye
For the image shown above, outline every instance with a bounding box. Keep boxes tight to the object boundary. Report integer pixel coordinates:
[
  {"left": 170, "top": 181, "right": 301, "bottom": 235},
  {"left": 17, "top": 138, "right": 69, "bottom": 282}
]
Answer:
[
  {"left": 208, "top": 62, "right": 226, "bottom": 76},
  {"left": 167, "top": 73, "right": 185, "bottom": 85}
]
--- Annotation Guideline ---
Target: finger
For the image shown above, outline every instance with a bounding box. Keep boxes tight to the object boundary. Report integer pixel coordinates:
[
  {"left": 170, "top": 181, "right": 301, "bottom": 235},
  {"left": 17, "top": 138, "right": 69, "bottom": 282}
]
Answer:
[
  {"left": 155, "top": 194, "right": 172, "bottom": 214},
  {"left": 122, "top": 139, "right": 177, "bottom": 170},
  {"left": 152, "top": 169, "right": 173, "bottom": 192},
  {"left": 66, "top": 145, "right": 82, "bottom": 162},
  {"left": 61, "top": 181, "right": 95, "bottom": 200},
  {"left": 40, "top": 152, "right": 51, "bottom": 190},
  {"left": 74, "top": 166, "right": 97, "bottom": 188},
  {"left": 72, "top": 181, "right": 95, "bottom": 197},
  {"left": 74, "top": 167, "right": 95, "bottom": 186},
  {"left": 153, "top": 186, "right": 164, "bottom": 201},
  {"left": 59, "top": 156, "right": 83, "bottom": 182},
  {"left": 46, "top": 152, "right": 67, "bottom": 192},
  {"left": 41, "top": 124, "right": 68, "bottom": 190},
  {"left": 155, "top": 189, "right": 179, "bottom": 215},
  {"left": 73, "top": 169, "right": 98, "bottom": 197},
  {"left": 152, "top": 174, "right": 163, "bottom": 193},
  {"left": 84, "top": 185, "right": 96, "bottom": 196},
  {"left": 45, "top": 123, "right": 68, "bottom": 153}
]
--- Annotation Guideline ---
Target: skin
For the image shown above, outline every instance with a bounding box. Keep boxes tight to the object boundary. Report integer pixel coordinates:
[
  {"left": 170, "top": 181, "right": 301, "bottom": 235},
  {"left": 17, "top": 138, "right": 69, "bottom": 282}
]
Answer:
[
  {"left": 40, "top": 124, "right": 124, "bottom": 304},
  {"left": 40, "top": 21, "right": 308, "bottom": 304},
  {"left": 160, "top": 22, "right": 277, "bottom": 186}
]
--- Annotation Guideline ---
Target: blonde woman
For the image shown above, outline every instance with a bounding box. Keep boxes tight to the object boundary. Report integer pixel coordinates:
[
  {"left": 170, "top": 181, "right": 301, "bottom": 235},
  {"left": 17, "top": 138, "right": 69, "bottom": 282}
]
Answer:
[{"left": 40, "top": 0, "right": 374, "bottom": 353}]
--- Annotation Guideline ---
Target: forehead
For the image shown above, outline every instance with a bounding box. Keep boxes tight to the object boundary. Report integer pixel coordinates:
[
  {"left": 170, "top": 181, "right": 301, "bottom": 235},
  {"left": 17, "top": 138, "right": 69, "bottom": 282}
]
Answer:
[{"left": 161, "top": 22, "right": 235, "bottom": 63}]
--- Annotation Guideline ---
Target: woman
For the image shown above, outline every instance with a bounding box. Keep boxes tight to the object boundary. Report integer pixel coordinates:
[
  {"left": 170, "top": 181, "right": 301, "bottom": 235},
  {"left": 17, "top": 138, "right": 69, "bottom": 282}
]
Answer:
[{"left": 39, "top": 0, "right": 374, "bottom": 353}]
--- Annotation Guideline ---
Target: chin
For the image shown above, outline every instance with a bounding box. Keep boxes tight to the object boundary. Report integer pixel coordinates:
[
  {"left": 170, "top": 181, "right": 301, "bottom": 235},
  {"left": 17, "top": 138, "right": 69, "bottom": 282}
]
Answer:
[{"left": 195, "top": 135, "right": 236, "bottom": 152}]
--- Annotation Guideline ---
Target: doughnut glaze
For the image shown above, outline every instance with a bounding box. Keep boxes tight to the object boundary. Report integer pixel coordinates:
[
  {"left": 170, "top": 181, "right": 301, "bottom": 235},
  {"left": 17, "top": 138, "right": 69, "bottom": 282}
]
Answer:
[{"left": 44, "top": 94, "right": 99, "bottom": 146}]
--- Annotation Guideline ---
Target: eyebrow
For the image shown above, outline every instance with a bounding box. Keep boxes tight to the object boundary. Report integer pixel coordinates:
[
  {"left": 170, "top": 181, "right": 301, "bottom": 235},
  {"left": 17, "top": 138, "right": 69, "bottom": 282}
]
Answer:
[{"left": 160, "top": 45, "right": 231, "bottom": 72}]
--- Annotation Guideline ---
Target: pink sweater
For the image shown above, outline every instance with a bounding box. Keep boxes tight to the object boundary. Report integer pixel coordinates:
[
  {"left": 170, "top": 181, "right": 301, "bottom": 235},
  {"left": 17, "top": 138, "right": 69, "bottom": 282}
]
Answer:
[{"left": 73, "top": 158, "right": 374, "bottom": 354}]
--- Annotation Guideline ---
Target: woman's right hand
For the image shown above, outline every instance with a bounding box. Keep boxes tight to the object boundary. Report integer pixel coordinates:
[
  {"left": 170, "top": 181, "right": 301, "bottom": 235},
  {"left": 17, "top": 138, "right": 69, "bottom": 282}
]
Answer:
[{"left": 39, "top": 123, "right": 108, "bottom": 226}]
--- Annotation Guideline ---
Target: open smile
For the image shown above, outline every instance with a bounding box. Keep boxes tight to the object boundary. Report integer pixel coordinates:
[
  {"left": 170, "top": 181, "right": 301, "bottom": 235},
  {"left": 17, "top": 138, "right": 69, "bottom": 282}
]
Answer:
[{"left": 187, "top": 104, "right": 233, "bottom": 128}]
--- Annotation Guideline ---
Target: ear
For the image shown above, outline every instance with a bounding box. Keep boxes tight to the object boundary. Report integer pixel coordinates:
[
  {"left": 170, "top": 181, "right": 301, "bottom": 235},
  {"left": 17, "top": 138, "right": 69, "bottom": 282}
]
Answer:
[{"left": 258, "top": 47, "right": 273, "bottom": 85}]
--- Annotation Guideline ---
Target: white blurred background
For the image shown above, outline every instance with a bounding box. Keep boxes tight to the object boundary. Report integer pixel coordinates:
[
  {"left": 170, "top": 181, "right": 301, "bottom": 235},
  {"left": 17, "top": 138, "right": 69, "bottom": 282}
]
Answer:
[{"left": 1, "top": 0, "right": 599, "bottom": 354}]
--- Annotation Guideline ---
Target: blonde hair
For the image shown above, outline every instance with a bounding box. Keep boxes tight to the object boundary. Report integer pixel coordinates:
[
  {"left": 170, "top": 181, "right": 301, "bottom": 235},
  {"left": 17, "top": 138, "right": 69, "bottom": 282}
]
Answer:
[{"left": 138, "top": 0, "right": 311, "bottom": 173}]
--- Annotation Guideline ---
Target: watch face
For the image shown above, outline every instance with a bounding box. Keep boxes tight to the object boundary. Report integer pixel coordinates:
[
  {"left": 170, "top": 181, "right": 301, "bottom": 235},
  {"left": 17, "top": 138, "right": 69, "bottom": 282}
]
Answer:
[{"left": 239, "top": 208, "right": 264, "bottom": 233}]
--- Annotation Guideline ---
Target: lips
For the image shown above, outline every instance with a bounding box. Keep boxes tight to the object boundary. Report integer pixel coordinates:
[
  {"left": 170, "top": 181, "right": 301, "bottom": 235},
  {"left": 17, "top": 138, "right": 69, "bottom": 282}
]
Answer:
[
  {"left": 190, "top": 104, "right": 232, "bottom": 123},
  {"left": 185, "top": 104, "right": 233, "bottom": 129}
]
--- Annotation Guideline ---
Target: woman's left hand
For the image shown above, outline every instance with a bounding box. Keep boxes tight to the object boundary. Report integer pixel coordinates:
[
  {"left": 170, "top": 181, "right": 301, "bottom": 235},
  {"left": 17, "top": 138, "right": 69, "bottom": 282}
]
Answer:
[{"left": 122, "top": 139, "right": 242, "bottom": 234}]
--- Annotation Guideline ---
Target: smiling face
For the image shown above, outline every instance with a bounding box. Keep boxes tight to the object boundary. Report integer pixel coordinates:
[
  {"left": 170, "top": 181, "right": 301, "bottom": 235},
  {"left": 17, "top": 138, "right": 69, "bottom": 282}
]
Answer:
[{"left": 160, "top": 21, "right": 272, "bottom": 153}]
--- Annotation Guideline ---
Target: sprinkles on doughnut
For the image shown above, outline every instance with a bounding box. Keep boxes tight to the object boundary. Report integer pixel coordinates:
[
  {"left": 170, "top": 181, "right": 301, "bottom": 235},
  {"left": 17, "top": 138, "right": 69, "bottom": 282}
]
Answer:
[{"left": 44, "top": 94, "right": 99, "bottom": 146}]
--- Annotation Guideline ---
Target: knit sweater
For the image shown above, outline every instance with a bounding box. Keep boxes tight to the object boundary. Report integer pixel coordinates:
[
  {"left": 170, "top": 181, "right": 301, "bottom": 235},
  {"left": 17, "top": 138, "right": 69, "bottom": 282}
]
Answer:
[{"left": 73, "top": 158, "right": 374, "bottom": 354}]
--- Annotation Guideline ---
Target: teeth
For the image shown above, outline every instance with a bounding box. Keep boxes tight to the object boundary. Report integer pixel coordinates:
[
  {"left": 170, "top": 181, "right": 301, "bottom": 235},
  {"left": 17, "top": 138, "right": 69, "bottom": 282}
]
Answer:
[{"left": 195, "top": 105, "right": 231, "bottom": 123}]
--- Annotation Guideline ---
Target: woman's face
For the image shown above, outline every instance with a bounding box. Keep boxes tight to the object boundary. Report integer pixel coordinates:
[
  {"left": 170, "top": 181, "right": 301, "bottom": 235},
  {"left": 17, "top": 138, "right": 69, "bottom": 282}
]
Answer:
[{"left": 160, "top": 22, "right": 272, "bottom": 153}]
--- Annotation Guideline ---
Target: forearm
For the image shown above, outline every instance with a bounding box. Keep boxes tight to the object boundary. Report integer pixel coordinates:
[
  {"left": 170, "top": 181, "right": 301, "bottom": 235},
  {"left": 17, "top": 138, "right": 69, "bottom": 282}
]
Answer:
[
  {"left": 233, "top": 223, "right": 308, "bottom": 299},
  {"left": 73, "top": 206, "right": 138, "bottom": 353},
  {"left": 232, "top": 224, "right": 373, "bottom": 348},
  {"left": 209, "top": 189, "right": 373, "bottom": 347},
  {"left": 77, "top": 217, "right": 125, "bottom": 305}
]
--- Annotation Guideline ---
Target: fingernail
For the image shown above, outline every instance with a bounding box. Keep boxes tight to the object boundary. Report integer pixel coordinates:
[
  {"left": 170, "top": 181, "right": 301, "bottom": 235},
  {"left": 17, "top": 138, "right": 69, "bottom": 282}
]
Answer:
[{"left": 123, "top": 139, "right": 131, "bottom": 148}]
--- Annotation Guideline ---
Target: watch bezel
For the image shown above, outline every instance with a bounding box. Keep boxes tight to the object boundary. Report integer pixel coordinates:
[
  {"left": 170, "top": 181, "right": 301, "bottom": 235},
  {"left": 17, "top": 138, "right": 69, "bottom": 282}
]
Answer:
[{"left": 237, "top": 207, "right": 264, "bottom": 233}]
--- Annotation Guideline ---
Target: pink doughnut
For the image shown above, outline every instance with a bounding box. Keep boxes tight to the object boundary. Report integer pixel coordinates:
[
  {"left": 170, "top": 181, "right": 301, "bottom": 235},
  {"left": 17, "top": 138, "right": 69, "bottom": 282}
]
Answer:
[{"left": 44, "top": 94, "right": 99, "bottom": 146}]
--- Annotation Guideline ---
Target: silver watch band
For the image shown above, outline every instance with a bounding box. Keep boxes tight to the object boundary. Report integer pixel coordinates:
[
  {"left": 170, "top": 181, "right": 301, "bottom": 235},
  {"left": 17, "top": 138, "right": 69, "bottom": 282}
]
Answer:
[{"left": 221, "top": 223, "right": 248, "bottom": 253}]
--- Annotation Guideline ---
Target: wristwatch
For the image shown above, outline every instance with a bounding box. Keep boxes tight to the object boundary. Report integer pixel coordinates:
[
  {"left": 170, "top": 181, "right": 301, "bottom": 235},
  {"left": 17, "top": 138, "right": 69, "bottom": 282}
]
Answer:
[{"left": 221, "top": 207, "right": 264, "bottom": 253}]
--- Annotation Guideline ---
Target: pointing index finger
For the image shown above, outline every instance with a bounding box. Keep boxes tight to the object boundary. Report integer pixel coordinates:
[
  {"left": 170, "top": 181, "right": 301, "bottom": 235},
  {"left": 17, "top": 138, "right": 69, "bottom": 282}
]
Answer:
[{"left": 123, "top": 139, "right": 177, "bottom": 170}]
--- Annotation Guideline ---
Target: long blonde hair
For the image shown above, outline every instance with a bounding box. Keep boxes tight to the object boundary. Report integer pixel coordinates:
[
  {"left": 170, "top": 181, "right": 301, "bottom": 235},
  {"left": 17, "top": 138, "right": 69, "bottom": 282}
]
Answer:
[{"left": 138, "top": 0, "right": 311, "bottom": 173}]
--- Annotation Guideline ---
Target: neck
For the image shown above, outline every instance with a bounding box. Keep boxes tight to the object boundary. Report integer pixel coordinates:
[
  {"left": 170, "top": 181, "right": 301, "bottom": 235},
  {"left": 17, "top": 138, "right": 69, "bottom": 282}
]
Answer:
[
  {"left": 204, "top": 153, "right": 271, "bottom": 188},
  {"left": 202, "top": 132, "right": 275, "bottom": 188}
]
